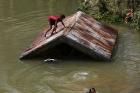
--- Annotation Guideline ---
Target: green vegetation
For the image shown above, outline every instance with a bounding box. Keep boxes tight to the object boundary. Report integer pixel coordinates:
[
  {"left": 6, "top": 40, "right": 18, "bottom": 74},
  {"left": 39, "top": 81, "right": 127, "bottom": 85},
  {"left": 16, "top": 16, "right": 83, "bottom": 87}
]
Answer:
[{"left": 77, "top": 0, "right": 140, "bottom": 30}]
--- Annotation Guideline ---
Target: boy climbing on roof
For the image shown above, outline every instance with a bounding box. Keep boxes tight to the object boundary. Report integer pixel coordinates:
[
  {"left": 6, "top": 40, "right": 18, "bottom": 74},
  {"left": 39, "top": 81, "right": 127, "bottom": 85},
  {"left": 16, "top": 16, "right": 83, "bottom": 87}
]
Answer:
[
  {"left": 44, "top": 14, "right": 66, "bottom": 37},
  {"left": 125, "top": 9, "right": 134, "bottom": 24}
]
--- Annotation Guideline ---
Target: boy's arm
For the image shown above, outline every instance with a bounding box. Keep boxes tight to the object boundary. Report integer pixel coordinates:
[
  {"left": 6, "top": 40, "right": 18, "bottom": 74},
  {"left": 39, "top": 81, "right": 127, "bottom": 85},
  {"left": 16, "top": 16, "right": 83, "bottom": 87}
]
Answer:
[
  {"left": 61, "top": 21, "right": 65, "bottom": 28},
  {"left": 54, "top": 21, "right": 58, "bottom": 28}
]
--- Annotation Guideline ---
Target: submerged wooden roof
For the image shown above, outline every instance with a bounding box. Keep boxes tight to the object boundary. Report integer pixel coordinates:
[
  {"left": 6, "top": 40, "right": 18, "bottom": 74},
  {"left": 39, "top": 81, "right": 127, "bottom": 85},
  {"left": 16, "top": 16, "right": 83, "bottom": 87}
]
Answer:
[{"left": 20, "top": 11, "right": 118, "bottom": 60}]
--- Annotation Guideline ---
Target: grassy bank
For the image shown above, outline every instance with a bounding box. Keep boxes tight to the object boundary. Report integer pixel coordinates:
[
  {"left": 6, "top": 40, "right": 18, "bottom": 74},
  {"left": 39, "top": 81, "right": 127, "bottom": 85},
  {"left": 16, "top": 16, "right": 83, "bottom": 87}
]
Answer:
[{"left": 77, "top": 0, "right": 140, "bottom": 31}]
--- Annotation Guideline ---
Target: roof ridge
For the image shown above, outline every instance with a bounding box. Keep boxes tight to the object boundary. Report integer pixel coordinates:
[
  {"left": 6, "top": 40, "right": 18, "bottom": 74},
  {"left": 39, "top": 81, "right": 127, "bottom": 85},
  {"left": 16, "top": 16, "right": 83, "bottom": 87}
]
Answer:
[
  {"left": 76, "top": 11, "right": 83, "bottom": 22},
  {"left": 64, "top": 11, "right": 83, "bottom": 36}
]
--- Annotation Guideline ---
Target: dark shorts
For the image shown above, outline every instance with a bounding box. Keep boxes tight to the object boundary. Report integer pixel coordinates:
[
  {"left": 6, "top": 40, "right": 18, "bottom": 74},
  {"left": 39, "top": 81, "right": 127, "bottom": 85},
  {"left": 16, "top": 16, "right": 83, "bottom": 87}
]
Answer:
[
  {"left": 48, "top": 19, "right": 55, "bottom": 26},
  {"left": 49, "top": 21, "right": 55, "bottom": 25}
]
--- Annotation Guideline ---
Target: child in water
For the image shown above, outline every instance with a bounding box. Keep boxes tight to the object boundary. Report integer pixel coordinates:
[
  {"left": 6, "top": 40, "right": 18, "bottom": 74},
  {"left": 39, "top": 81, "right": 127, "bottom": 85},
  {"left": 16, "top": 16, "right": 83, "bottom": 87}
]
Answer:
[{"left": 87, "top": 88, "right": 96, "bottom": 93}]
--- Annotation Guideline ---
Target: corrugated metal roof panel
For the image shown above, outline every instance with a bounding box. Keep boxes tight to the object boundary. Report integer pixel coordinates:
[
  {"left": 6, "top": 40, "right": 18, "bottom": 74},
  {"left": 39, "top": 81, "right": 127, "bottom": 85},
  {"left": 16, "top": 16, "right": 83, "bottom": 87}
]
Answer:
[{"left": 20, "top": 11, "right": 118, "bottom": 60}]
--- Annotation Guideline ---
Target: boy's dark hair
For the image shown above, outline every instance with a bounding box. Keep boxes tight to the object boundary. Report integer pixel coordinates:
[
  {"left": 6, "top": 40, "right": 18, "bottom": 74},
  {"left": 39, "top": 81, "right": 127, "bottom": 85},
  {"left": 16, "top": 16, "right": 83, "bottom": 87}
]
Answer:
[
  {"left": 60, "top": 14, "right": 65, "bottom": 19},
  {"left": 89, "top": 88, "right": 96, "bottom": 93}
]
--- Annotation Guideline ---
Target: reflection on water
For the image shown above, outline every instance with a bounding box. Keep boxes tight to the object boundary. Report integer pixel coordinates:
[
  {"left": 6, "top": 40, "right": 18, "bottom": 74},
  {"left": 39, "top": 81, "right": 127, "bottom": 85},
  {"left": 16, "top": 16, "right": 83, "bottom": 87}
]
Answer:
[{"left": 0, "top": 0, "right": 140, "bottom": 93}]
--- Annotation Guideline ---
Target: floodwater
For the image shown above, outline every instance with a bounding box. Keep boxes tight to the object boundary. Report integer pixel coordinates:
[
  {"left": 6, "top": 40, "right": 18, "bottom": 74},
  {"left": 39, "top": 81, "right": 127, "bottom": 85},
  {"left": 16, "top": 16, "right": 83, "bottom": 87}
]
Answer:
[{"left": 0, "top": 0, "right": 140, "bottom": 93}]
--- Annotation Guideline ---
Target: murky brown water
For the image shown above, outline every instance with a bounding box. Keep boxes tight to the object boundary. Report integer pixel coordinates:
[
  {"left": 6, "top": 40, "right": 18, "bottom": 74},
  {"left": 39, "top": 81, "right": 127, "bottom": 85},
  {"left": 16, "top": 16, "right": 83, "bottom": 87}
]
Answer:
[{"left": 0, "top": 0, "right": 140, "bottom": 93}]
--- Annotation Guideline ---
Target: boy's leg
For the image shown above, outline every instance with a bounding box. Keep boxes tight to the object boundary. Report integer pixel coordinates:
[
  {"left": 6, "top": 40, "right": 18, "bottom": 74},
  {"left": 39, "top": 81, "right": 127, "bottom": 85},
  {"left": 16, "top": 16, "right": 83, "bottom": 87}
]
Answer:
[
  {"left": 44, "top": 21, "right": 52, "bottom": 37},
  {"left": 51, "top": 25, "right": 57, "bottom": 35},
  {"left": 44, "top": 26, "right": 52, "bottom": 37}
]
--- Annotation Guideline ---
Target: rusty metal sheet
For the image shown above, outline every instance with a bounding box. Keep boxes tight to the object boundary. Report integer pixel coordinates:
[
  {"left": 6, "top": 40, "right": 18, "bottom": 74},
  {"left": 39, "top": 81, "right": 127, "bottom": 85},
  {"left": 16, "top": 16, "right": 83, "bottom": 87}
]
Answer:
[{"left": 20, "top": 11, "right": 118, "bottom": 60}]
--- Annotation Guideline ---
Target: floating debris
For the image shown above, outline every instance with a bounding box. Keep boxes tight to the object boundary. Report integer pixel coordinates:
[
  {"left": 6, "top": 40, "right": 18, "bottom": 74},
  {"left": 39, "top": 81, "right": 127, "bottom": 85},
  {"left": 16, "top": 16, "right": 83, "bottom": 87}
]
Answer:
[{"left": 44, "top": 58, "right": 57, "bottom": 62}]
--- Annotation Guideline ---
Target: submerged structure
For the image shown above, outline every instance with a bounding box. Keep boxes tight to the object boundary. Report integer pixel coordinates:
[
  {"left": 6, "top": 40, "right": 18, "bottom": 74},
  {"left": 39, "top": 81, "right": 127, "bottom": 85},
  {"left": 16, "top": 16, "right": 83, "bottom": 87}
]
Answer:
[{"left": 20, "top": 11, "right": 118, "bottom": 60}]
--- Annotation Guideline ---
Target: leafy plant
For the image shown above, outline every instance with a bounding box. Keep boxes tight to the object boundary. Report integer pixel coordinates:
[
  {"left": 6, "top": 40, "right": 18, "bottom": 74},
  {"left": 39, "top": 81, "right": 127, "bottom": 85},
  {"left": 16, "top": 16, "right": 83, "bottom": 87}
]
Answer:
[{"left": 78, "top": 0, "right": 140, "bottom": 30}]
